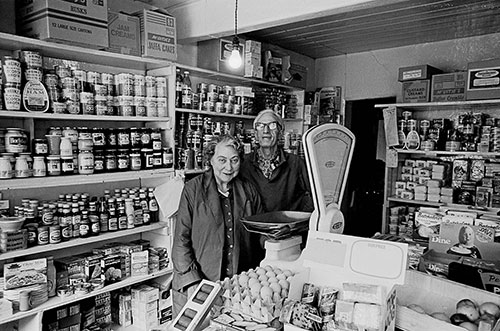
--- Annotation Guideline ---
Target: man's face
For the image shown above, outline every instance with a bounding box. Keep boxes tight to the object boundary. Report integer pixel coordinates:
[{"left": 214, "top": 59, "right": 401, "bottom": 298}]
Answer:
[
  {"left": 210, "top": 143, "right": 240, "bottom": 185},
  {"left": 463, "top": 227, "right": 474, "bottom": 245},
  {"left": 255, "top": 112, "right": 281, "bottom": 148}
]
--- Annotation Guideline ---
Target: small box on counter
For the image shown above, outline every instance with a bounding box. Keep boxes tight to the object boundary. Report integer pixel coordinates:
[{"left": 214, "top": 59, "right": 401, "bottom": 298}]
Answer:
[
  {"left": 402, "top": 80, "right": 430, "bottom": 103},
  {"left": 131, "top": 250, "right": 149, "bottom": 277},
  {"left": 431, "top": 72, "right": 467, "bottom": 102},
  {"left": 467, "top": 58, "right": 500, "bottom": 100},
  {"left": 136, "top": 9, "right": 177, "bottom": 61},
  {"left": 285, "top": 231, "right": 407, "bottom": 331},
  {"left": 398, "top": 65, "right": 442, "bottom": 82},
  {"left": 17, "top": 0, "right": 109, "bottom": 49},
  {"left": 101, "top": 254, "right": 122, "bottom": 285},
  {"left": 107, "top": 11, "right": 141, "bottom": 56},
  {"left": 4, "top": 258, "right": 47, "bottom": 290}
]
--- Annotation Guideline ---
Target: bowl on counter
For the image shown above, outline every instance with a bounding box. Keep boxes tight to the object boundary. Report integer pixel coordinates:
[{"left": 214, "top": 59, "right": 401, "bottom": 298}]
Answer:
[{"left": 0, "top": 216, "right": 25, "bottom": 232}]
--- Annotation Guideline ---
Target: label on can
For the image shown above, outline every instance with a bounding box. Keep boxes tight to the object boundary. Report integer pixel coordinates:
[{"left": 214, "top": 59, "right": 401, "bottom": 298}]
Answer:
[
  {"left": 37, "top": 226, "right": 49, "bottom": 245},
  {"left": 3, "top": 58, "right": 21, "bottom": 83},
  {"left": 23, "top": 81, "right": 49, "bottom": 112}
]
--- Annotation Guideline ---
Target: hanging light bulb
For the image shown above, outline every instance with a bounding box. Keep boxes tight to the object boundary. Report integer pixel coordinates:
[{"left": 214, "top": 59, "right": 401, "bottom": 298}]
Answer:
[
  {"left": 228, "top": 36, "right": 242, "bottom": 69},
  {"left": 228, "top": 0, "right": 242, "bottom": 69}
]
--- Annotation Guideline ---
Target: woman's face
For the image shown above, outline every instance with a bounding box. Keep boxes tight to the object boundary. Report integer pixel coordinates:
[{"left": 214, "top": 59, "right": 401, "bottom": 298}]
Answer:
[
  {"left": 255, "top": 112, "right": 281, "bottom": 149},
  {"left": 210, "top": 142, "right": 240, "bottom": 185},
  {"left": 462, "top": 227, "right": 474, "bottom": 245}
]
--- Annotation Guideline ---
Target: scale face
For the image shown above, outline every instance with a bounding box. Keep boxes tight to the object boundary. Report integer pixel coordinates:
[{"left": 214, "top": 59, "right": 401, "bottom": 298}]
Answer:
[{"left": 303, "top": 124, "right": 355, "bottom": 232}]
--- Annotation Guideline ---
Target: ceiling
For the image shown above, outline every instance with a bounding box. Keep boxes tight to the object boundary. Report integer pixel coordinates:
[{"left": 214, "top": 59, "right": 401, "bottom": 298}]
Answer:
[{"left": 241, "top": 0, "right": 500, "bottom": 59}]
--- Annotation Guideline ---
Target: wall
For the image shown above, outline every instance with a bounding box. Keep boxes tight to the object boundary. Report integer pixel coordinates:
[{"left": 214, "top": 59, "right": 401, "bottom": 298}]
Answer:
[{"left": 315, "top": 32, "right": 500, "bottom": 101}]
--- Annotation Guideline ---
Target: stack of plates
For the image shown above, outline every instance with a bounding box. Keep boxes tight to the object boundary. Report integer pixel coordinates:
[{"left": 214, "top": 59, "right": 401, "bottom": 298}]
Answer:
[
  {"left": 4, "top": 283, "right": 48, "bottom": 311},
  {"left": 241, "top": 211, "right": 311, "bottom": 240}
]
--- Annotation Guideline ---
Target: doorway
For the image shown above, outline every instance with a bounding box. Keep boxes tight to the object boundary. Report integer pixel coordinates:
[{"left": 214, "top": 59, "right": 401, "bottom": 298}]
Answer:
[{"left": 341, "top": 97, "right": 395, "bottom": 237}]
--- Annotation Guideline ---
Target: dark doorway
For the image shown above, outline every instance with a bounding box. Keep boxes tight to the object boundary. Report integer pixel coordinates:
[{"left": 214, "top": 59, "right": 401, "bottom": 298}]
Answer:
[{"left": 341, "top": 97, "right": 395, "bottom": 237}]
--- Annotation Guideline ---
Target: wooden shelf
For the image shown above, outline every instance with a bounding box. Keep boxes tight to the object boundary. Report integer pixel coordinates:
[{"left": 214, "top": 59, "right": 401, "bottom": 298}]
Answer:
[
  {"left": 0, "top": 32, "right": 171, "bottom": 71},
  {"left": 175, "top": 108, "right": 256, "bottom": 120},
  {"left": 0, "top": 268, "right": 172, "bottom": 325},
  {"left": 387, "top": 197, "right": 442, "bottom": 207},
  {"left": 392, "top": 148, "right": 500, "bottom": 158},
  {"left": 0, "top": 222, "right": 167, "bottom": 261},
  {"left": 0, "top": 169, "right": 174, "bottom": 190},
  {"left": 375, "top": 99, "right": 500, "bottom": 112},
  {"left": 177, "top": 64, "right": 302, "bottom": 91},
  {"left": 0, "top": 110, "right": 170, "bottom": 122}
]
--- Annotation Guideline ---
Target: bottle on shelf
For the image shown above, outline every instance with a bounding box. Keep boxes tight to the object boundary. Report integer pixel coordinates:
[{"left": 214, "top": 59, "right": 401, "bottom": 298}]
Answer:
[
  {"left": 118, "top": 205, "right": 128, "bottom": 230},
  {"left": 99, "top": 197, "right": 109, "bottom": 233},
  {"left": 133, "top": 197, "right": 143, "bottom": 227},
  {"left": 175, "top": 68, "right": 183, "bottom": 108},
  {"left": 181, "top": 71, "right": 192, "bottom": 109},
  {"left": 71, "top": 202, "right": 81, "bottom": 238},
  {"left": 148, "top": 188, "right": 159, "bottom": 223},
  {"left": 89, "top": 201, "right": 100, "bottom": 236},
  {"left": 80, "top": 210, "right": 90, "bottom": 238}
]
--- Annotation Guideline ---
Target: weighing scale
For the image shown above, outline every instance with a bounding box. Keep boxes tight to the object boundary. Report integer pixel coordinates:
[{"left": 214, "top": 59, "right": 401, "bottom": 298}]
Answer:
[{"left": 242, "top": 123, "right": 355, "bottom": 272}]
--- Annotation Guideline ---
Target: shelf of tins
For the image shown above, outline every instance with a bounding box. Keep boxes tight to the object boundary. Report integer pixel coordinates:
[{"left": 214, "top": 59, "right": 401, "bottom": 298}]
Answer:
[
  {"left": 375, "top": 99, "right": 500, "bottom": 112},
  {"left": 175, "top": 107, "right": 256, "bottom": 120},
  {"left": 0, "top": 32, "right": 172, "bottom": 71},
  {"left": 0, "top": 110, "right": 170, "bottom": 122}
]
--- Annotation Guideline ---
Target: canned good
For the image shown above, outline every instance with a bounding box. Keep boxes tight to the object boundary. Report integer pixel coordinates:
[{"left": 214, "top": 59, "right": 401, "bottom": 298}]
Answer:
[
  {"left": 117, "top": 128, "right": 130, "bottom": 148},
  {"left": 134, "top": 96, "right": 146, "bottom": 116},
  {"left": 145, "top": 97, "right": 157, "bottom": 117},
  {"left": 52, "top": 102, "right": 66, "bottom": 114},
  {"left": 32, "top": 156, "right": 46, "bottom": 177},
  {"left": 145, "top": 76, "right": 156, "bottom": 97},
  {"left": 130, "top": 127, "right": 141, "bottom": 148},
  {"left": 142, "top": 148, "right": 154, "bottom": 169},
  {"left": 2, "top": 56, "right": 21, "bottom": 83},
  {"left": 80, "top": 92, "right": 95, "bottom": 115},
  {"left": 24, "top": 67, "right": 43, "bottom": 82},
  {"left": 105, "top": 150, "right": 117, "bottom": 171},
  {"left": 94, "top": 84, "right": 107, "bottom": 97},
  {"left": 5, "top": 128, "right": 27, "bottom": 153},
  {"left": 106, "top": 128, "right": 117, "bottom": 148},
  {"left": 78, "top": 150, "right": 94, "bottom": 174},
  {"left": 47, "top": 155, "right": 61, "bottom": 176},
  {"left": 153, "top": 152, "right": 162, "bottom": 167},
  {"left": 233, "top": 104, "right": 242, "bottom": 115},
  {"left": 93, "top": 150, "right": 104, "bottom": 173},
  {"left": 37, "top": 226, "right": 49, "bottom": 245},
  {"left": 0, "top": 156, "right": 12, "bottom": 179},
  {"left": 215, "top": 102, "right": 224, "bottom": 113},
  {"left": 101, "top": 73, "right": 115, "bottom": 95},
  {"left": 92, "top": 128, "right": 106, "bottom": 149},
  {"left": 44, "top": 73, "right": 59, "bottom": 88},
  {"left": 118, "top": 96, "right": 134, "bottom": 116},
  {"left": 56, "top": 66, "right": 71, "bottom": 79},
  {"left": 198, "top": 82, "right": 208, "bottom": 93},
  {"left": 130, "top": 150, "right": 142, "bottom": 170},
  {"left": 163, "top": 147, "right": 173, "bottom": 168},
  {"left": 49, "top": 225, "right": 61, "bottom": 244},
  {"left": 223, "top": 85, "right": 233, "bottom": 95},
  {"left": 117, "top": 73, "right": 134, "bottom": 96},
  {"left": 3, "top": 83, "right": 22, "bottom": 110},
  {"left": 117, "top": 149, "right": 129, "bottom": 171},
  {"left": 134, "top": 74, "right": 146, "bottom": 97},
  {"left": 156, "top": 77, "right": 167, "bottom": 97},
  {"left": 20, "top": 51, "right": 43, "bottom": 68},
  {"left": 87, "top": 71, "right": 101, "bottom": 87},
  {"left": 157, "top": 97, "right": 167, "bottom": 117}
]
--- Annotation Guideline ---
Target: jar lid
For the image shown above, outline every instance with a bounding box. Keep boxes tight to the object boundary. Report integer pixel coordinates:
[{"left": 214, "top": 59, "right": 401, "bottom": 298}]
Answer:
[
  {"left": 47, "top": 155, "right": 60, "bottom": 159},
  {"left": 61, "top": 156, "right": 73, "bottom": 160}
]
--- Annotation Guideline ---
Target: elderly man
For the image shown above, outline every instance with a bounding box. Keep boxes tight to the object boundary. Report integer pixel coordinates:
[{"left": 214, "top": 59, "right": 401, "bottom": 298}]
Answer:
[{"left": 239, "top": 109, "right": 313, "bottom": 212}]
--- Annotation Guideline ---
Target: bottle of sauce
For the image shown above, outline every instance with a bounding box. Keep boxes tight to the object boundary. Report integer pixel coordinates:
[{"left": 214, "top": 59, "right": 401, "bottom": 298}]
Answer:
[
  {"left": 108, "top": 202, "right": 118, "bottom": 232},
  {"left": 89, "top": 201, "right": 100, "bottom": 236},
  {"left": 71, "top": 203, "right": 81, "bottom": 238},
  {"left": 148, "top": 188, "right": 159, "bottom": 223},
  {"left": 80, "top": 210, "right": 90, "bottom": 238},
  {"left": 99, "top": 198, "right": 109, "bottom": 233},
  {"left": 118, "top": 206, "right": 128, "bottom": 230}
]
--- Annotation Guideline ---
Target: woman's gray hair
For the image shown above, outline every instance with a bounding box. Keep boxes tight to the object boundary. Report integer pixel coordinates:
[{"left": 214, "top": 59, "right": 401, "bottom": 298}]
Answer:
[
  {"left": 203, "top": 134, "right": 244, "bottom": 166},
  {"left": 253, "top": 109, "right": 284, "bottom": 130}
]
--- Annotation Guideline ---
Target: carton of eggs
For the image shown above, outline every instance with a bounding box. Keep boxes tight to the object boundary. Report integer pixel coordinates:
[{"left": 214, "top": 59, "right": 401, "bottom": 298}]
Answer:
[{"left": 216, "top": 265, "right": 294, "bottom": 322}]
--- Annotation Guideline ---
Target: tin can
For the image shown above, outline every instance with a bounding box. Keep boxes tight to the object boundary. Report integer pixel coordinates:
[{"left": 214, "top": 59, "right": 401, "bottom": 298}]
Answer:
[
  {"left": 61, "top": 76, "right": 76, "bottom": 90},
  {"left": 156, "top": 77, "right": 167, "bottom": 97},
  {"left": 142, "top": 148, "right": 154, "bottom": 169},
  {"left": 157, "top": 97, "right": 167, "bottom": 117},
  {"left": 130, "top": 150, "right": 142, "bottom": 170},
  {"left": 3, "top": 83, "right": 21, "bottom": 110},
  {"left": 87, "top": 71, "right": 101, "bottom": 85},
  {"left": 2, "top": 56, "right": 21, "bottom": 83},
  {"left": 94, "top": 84, "right": 107, "bottom": 97},
  {"left": 215, "top": 102, "right": 224, "bottom": 113},
  {"left": 44, "top": 73, "right": 59, "bottom": 88},
  {"left": 134, "top": 74, "right": 146, "bottom": 97},
  {"left": 204, "top": 101, "right": 214, "bottom": 112},
  {"left": 224, "top": 103, "right": 233, "bottom": 114},
  {"left": 233, "top": 104, "right": 242, "bottom": 115},
  {"left": 218, "top": 93, "right": 228, "bottom": 104},
  {"left": 101, "top": 72, "right": 115, "bottom": 96},
  {"left": 146, "top": 97, "right": 158, "bottom": 117},
  {"left": 20, "top": 51, "right": 43, "bottom": 68},
  {"left": 145, "top": 76, "right": 156, "bottom": 97},
  {"left": 301, "top": 283, "right": 318, "bottom": 306},
  {"left": 197, "top": 82, "right": 208, "bottom": 93},
  {"left": 72, "top": 69, "right": 87, "bottom": 92},
  {"left": 207, "top": 91, "right": 218, "bottom": 102},
  {"left": 223, "top": 85, "right": 233, "bottom": 95},
  {"left": 117, "top": 73, "right": 134, "bottom": 96},
  {"left": 24, "top": 67, "right": 43, "bottom": 82},
  {"left": 49, "top": 225, "right": 61, "bottom": 244},
  {"left": 37, "top": 226, "right": 49, "bottom": 245},
  {"left": 80, "top": 92, "right": 95, "bottom": 115},
  {"left": 134, "top": 96, "right": 146, "bottom": 117},
  {"left": 118, "top": 96, "right": 134, "bottom": 116},
  {"left": 56, "top": 66, "right": 72, "bottom": 79}
]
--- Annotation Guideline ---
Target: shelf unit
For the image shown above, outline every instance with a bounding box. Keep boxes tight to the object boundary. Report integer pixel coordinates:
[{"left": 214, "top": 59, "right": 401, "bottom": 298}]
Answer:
[
  {"left": 0, "top": 32, "right": 176, "bottom": 330},
  {"left": 175, "top": 107, "right": 256, "bottom": 120},
  {"left": 379, "top": 100, "right": 500, "bottom": 235},
  {"left": 0, "top": 222, "right": 167, "bottom": 261},
  {"left": 0, "top": 268, "right": 173, "bottom": 325}
]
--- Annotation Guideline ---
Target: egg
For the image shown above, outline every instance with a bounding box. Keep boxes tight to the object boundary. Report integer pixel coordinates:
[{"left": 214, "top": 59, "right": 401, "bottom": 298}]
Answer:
[
  {"left": 260, "top": 280, "right": 270, "bottom": 287},
  {"left": 274, "top": 267, "right": 282, "bottom": 274},
  {"left": 273, "top": 292, "right": 281, "bottom": 303},
  {"left": 238, "top": 274, "right": 250, "bottom": 287},
  {"left": 250, "top": 283, "right": 262, "bottom": 298},
  {"left": 283, "top": 269, "right": 293, "bottom": 277},
  {"left": 248, "top": 277, "right": 260, "bottom": 287},
  {"left": 269, "top": 282, "right": 282, "bottom": 294},
  {"left": 286, "top": 276, "right": 293, "bottom": 282},
  {"left": 457, "top": 299, "right": 478, "bottom": 309},
  {"left": 266, "top": 271, "right": 277, "bottom": 278},
  {"left": 281, "top": 289, "right": 289, "bottom": 298},
  {"left": 268, "top": 276, "right": 278, "bottom": 283},
  {"left": 256, "top": 267, "right": 266, "bottom": 275},
  {"left": 258, "top": 274, "right": 268, "bottom": 282},
  {"left": 264, "top": 265, "right": 274, "bottom": 272},
  {"left": 430, "top": 312, "right": 450, "bottom": 323},
  {"left": 278, "top": 279, "right": 290, "bottom": 290},
  {"left": 408, "top": 304, "right": 426, "bottom": 314},
  {"left": 248, "top": 271, "right": 258, "bottom": 279},
  {"left": 260, "top": 286, "right": 273, "bottom": 301},
  {"left": 276, "top": 273, "right": 287, "bottom": 281}
]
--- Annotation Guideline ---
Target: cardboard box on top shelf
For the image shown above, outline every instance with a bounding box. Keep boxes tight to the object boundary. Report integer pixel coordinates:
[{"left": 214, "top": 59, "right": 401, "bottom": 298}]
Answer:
[
  {"left": 135, "top": 9, "right": 177, "bottom": 61},
  {"left": 0, "top": 0, "right": 15, "bottom": 34},
  {"left": 398, "top": 64, "right": 443, "bottom": 82},
  {"left": 17, "top": 0, "right": 109, "bottom": 49},
  {"left": 466, "top": 58, "right": 500, "bottom": 100},
  {"left": 285, "top": 231, "right": 407, "bottom": 331},
  {"left": 431, "top": 72, "right": 467, "bottom": 102},
  {"left": 197, "top": 38, "right": 246, "bottom": 76},
  {"left": 402, "top": 80, "right": 430, "bottom": 103},
  {"left": 107, "top": 11, "right": 141, "bottom": 56}
]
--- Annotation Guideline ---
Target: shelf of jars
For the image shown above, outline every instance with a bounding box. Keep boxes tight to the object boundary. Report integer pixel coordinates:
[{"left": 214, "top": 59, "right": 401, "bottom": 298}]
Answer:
[
  {"left": 0, "top": 168, "right": 174, "bottom": 190},
  {"left": 0, "top": 222, "right": 167, "bottom": 262},
  {"left": 0, "top": 32, "right": 172, "bottom": 71},
  {"left": 176, "top": 64, "right": 303, "bottom": 91},
  {"left": 175, "top": 107, "right": 256, "bottom": 120},
  {"left": 0, "top": 110, "right": 170, "bottom": 122},
  {"left": 0, "top": 268, "right": 173, "bottom": 325},
  {"left": 392, "top": 148, "right": 500, "bottom": 158},
  {"left": 375, "top": 99, "right": 500, "bottom": 112}
]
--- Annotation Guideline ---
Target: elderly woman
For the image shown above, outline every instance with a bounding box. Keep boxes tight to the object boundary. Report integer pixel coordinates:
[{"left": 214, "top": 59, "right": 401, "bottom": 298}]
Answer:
[
  {"left": 171, "top": 134, "right": 264, "bottom": 316},
  {"left": 240, "top": 109, "right": 313, "bottom": 212}
]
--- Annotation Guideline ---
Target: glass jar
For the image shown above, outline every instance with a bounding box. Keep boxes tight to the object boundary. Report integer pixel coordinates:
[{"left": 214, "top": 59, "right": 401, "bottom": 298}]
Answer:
[
  {"left": 60, "top": 137, "right": 73, "bottom": 157},
  {"left": 94, "top": 150, "right": 104, "bottom": 173},
  {"left": 141, "top": 148, "right": 154, "bottom": 169},
  {"left": 117, "top": 128, "right": 130, "bottom": 149},
  {"left": 130, "top": 127, "right": 141, "bottom": 148},
  {"left": 32, "top": 138, "right": 48, "bottom": 156},
  {"left": 92, "top": 128, "right": 106, "bottom": 150},
  {"left": 151, "top": 128, "right": 162, "bottom": 151},
  {"left": 106, "top": 128, "right": 117, "bottom": 149},
  {"left": 104, "top": 149, "right": 117, "bottom": 172},
  {"left": 61, "top": 156, "right": 74, "bottom": 175},
  {"left": 117, "top": 149, "right": 129, "bottom": 171},
  {"left": 0, "top": 156, "right": 13, "bottom": 179},
  {"left": 78, "top": 150, "right": 94, "bottom": 174},
  {"left": 130, "top": 149, "right": 141, "bottom": 171},
  {"left": 162, "top": 147, "right": 173, "bottom": 168},
  {"left": 140, "top": 127, "right": 152, "bottom": 148},
  {"left": 46, "top": 155, "right": 61, "bottom": 176},
  {"left": 77, "top": 127, "right": 91, "bottom": 140},
  {"left": 62, "top": 126, "right": 78, "bottom": 144},
  {"left": 32, "top": 156, "right": 46, "bottom": 177},
  {"left": 5, "top": 128, "right": 27, "bottom": 153}
]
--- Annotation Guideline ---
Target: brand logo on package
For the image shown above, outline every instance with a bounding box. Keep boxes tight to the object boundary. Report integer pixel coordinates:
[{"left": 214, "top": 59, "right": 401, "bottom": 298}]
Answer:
[{"left": 60, "top": 0, "right": 105, "bottom": 6}]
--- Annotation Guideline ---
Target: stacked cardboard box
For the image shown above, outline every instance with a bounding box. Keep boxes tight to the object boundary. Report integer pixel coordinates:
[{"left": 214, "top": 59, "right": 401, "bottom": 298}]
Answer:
[
  {"left": 398, "top": 65, "right": 442, "bottom": 103},
  {"left": 131, "top": 285, "right": 160, "bottom": 329},
  {"left": 244, "top": 40, "right": 263, "bottom": 79}
]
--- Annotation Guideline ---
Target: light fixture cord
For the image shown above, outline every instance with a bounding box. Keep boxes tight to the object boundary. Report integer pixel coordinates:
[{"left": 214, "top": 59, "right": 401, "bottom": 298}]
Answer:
[{"left": 234, "top": 0, "right": 238, "bottom": 38}]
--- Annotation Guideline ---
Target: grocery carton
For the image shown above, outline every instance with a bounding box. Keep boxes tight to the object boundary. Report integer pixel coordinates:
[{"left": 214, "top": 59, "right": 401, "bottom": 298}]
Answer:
[
  {"left": 107, "top": 12, "right": 141, "bottom": 56},
  {"left": 285, "top": 231, "right": 408, "bottom": 331},
  {"left": 402, "top": 80, "right": 431, "bottom": 103},
  {"left": 136, "top": 9, "right": 177, "bottom": 61},
  {"left": 431, "top": 72, "right": 467, "bottom": 102},
  {"left": 17, "top": 0, "right": 108, "bottom": 49},
  {"left": 197, "top": 38, "right": 246, "bottom": 76},
  {"left": 398, "top": 65, "right": 442, "bottom": 82},
  {"left": 466, "top": 58, "right": 500, "bottom": 100}
]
